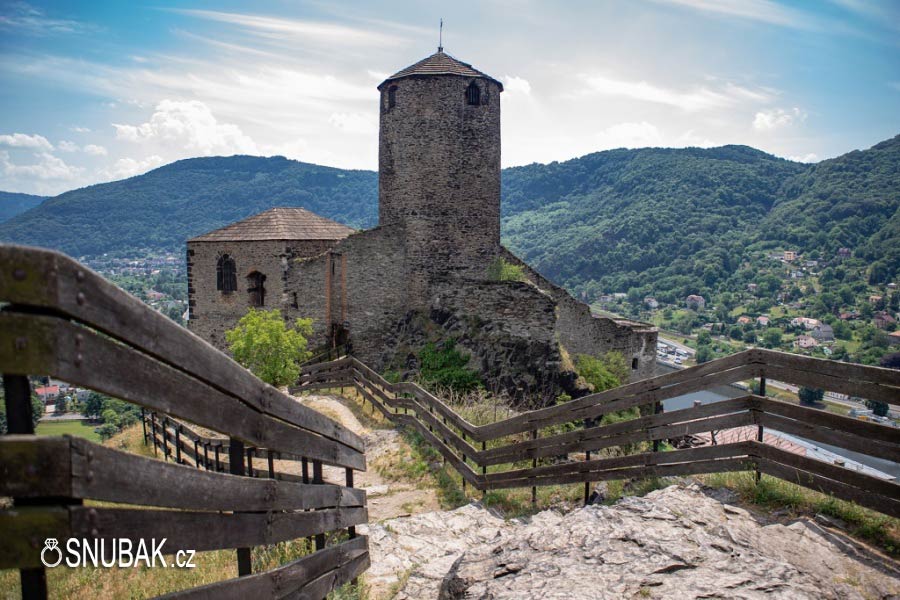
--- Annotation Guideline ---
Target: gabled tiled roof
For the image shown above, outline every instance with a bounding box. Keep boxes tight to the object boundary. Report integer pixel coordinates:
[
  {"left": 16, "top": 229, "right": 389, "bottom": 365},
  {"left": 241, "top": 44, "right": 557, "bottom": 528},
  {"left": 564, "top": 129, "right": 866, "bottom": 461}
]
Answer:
[
  {"left": 379, "top": 50, "right": 503, "bottom": 90},
  {"left": 188, "top": 207, "right": 355, "bottom": 242}
]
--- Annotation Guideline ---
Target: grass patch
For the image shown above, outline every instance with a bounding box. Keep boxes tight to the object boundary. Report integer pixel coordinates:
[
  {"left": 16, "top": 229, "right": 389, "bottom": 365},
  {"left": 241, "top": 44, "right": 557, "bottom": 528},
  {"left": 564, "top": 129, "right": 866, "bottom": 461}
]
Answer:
[
  {"left": 35, "top": 419, "right": 101, "bottom": 443},
  {"left": 703, "top": 471, "right": 900, "bottom": 557}
]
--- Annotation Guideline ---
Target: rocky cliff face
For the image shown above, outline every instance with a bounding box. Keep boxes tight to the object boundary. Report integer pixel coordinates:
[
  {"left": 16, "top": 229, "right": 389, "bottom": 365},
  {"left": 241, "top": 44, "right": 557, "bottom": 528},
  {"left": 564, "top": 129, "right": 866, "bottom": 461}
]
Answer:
[{"left": 360, "top": 484, "right": 899, "bottom": 599}]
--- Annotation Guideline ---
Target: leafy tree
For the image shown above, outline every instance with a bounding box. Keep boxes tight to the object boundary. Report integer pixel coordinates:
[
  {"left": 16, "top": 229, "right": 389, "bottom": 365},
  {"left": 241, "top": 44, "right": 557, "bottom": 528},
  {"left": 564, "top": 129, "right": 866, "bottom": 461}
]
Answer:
[
  {"left": 696, "top": 330, "right": 712, "bottom": 346},
  {"left": 54, "top": 393, "right": 69, "bottom": 415},
  {"left": 83, "top": 392, "right": 106, "bottom": 420},
  {"left": 225, "top": 309, "right": 314, "bottom": 387},
  {"left": 832, "top": 320, "right": 852, "bottom": 341},
  {"left": 695, "top": 345, "right": 713, "bottom": 364},
  {"left": 865, "top": 399, "right": 889, "bottom": 417},
  {"left": 761, "top": 329, "right": 782, "bottom": 348},
  {"left": 798, "top": 387, "right": 824, "bottom": 406}
]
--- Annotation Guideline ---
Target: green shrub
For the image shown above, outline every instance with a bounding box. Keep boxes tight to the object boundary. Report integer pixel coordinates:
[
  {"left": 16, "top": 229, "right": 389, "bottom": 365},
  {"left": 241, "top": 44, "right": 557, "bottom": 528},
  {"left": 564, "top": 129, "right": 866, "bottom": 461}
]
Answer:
[
  {"left": 487, "top": 257, "right": 526, "bottom": 282},
  {"left": 418, "top": 340, "right": 482, "bottom": 393}
]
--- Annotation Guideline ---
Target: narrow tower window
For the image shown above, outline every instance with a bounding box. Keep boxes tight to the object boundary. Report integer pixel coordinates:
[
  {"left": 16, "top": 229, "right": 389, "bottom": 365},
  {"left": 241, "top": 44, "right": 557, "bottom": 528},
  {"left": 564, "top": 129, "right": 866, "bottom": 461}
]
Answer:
[
  {"left": 387, "top": 85, "right": 398, "bottom": 109},
  {"left": 247, "top": 271, "right": 266, "bottom": 307},
  {"left": 466, "top": 81, "right": 481, "bottom": 105},
  {"left": 216, "top": 254, "right": 237, "bottom": 293}
]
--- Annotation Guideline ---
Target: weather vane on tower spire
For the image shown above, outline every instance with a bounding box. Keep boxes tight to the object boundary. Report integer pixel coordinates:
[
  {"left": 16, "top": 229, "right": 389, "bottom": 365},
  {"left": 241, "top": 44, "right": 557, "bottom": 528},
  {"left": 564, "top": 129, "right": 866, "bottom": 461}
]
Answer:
[{"left": 438, "top": 18, "right": 443, "bottom": 52}]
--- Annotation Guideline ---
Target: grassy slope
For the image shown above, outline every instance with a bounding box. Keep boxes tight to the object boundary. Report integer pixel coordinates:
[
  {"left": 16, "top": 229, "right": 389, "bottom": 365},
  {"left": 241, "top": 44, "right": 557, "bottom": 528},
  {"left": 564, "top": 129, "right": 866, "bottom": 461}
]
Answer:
[{"left": 34, "top": 419, "right": 101, "bottom": 443}]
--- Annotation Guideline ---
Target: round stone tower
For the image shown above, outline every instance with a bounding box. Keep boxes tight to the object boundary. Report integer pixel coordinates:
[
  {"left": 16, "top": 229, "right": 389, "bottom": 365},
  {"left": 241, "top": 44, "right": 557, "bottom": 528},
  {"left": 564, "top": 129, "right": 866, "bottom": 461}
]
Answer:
[{"left": 378, "top": 50, "right": 503, "bottom": 303}]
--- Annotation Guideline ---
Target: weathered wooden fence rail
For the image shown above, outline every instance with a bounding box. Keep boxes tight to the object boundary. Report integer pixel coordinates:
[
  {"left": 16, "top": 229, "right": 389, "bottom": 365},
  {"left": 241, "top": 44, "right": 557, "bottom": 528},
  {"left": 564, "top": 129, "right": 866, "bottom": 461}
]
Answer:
[
  {"left": 296, "top": 349, "right": 900, "bottom": 518},
  {"left": 0, "top": 244, "right": 369, "bottom": 599}
]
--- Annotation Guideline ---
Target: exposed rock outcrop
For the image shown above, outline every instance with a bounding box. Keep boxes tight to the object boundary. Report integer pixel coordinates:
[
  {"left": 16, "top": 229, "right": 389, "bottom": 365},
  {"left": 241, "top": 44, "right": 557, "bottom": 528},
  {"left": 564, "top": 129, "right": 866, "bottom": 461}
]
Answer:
[{"left": 361, "top": 484, "right": 899, "bottom": 599}]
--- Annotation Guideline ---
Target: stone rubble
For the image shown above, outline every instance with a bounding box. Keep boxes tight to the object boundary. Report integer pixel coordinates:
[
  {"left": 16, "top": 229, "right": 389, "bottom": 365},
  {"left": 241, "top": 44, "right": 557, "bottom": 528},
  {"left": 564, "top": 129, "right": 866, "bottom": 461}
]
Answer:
[{"left": 360, "top": 484, "right": 900, "bottom": 600}]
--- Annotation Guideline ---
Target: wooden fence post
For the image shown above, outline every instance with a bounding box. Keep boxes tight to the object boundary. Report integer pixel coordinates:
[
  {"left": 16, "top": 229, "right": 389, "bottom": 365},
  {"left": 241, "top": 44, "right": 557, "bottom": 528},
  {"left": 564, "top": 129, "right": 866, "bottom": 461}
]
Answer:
[
  {"left": 652, "top": 399, "right": 663, "bottom": 452},
  {"left": 531, "top": 430, "right": 538, "bottom": 505},
  {"left": 481, "top": 441, "right": 487, "bottom": 499},
  {"left": 4, "top": 374, "right": 49, "bottom": 600},
  {"left": 313, "top": 460, "right": 325, "bottom": 551},
  {"left": 228, "top": 437, "right": 252, "bottom": 577},
  {"left": 174, "top": 425, "right": 182, "bottom": 464},
  {"left": 140, "top": 407, "right": 147, "bottom": 444},
  {"left": 161, "top": 417, "right": 169, "bottom": 461},
  {"left": 756, "top": 376, "right": 766, "bottom": 483},
  {"left": 194, "top": 440, "right": 200, "bottom": 468},
  {"left": 150, "top": 413, "right": 158, "bottom": 456},
  {"left": 267, "top": 450, "right": 275, "bottom": 479}
]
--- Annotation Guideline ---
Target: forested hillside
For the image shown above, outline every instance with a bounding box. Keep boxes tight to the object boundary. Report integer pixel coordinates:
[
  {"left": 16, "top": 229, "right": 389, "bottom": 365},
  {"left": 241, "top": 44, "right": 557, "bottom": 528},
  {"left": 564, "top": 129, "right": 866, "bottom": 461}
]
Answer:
[
  {"left": 0, "top": 156, "right": 377, "bottom": 256},
  {"left": 1, "top": 135, "right": 897, "bottom": 302},
  {"left": 0, "top": 191, "right": 44, "bottom": 224}
]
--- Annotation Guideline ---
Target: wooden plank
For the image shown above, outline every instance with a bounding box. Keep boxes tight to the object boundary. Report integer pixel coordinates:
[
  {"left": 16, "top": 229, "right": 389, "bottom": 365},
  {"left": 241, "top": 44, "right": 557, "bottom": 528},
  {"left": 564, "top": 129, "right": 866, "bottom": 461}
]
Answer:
[
  {"left": 758, "top": 413, "right": 900, "bottom": 463},
  {"left": 155, "top": 537, "right": 368, "bottom": 600},
  {"left": 484, "top": 457, "right": 754, "bottom": 490},
  {"left": 0, "top": 505, "right": 368, "bottom": 569},
  {"left": 477, "top": 397, "right": 751, "bottom": 464},
  {"left": 392, "top": 413, "right": 484, "bottom": 488},
  {"left": 478, "top": 411, "right": 754, "bottom": 466},
  {"left": 758, "top": 459, "right": 900, "bottom": 519},
  {"left": 0, "top": 435, "right": 72, "bottom": 498},
  {"left": 471, "top": 353, "right": 757, "bottom": 440},
  {"left": 757, "top": 348, "right": 900, "bottom": 388},
  {"left": 0, "top": 312, "right": 365, "bottom": 471},
  {"left": 485, "top": 442, "right": 755, "bottom": 483},
  {"left": 755, "top": 397, "right": 899, "bottom": 444},
  {"left": 763, "top": 365, "right": 898, "bottom": 406},
  {"left": 750, "top": 442, "right": 900, "bottom": 501},
  {"left": 474, "top": 363, "right": 759, "bottom": 441},
  {"left": 406, "top": 398, "right": 480, "bottom": 459},
  {"left": 297, "top": 551, "right": 370, "bottom": 600},
  {"left": 0, "top": 244, "right": 364, "bottom": 453}
]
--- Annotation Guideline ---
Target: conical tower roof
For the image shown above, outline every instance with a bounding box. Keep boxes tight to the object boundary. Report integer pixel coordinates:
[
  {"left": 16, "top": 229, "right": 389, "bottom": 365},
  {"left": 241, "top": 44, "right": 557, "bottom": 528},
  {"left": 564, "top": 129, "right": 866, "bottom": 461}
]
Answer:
[{"left": 378, "top": 50, "right": 503, "bottom": 90}]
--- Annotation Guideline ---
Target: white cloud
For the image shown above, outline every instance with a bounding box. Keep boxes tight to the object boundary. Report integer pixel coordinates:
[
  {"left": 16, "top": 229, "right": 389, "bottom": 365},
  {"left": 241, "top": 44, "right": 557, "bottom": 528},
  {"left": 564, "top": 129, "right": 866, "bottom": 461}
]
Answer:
[
  {"left": 788, "top": 152, "right": 819, "bottom": 163},
  {"left": 595, "top": 122, "right": 664, "bottom": 148},
  {"left": 580, "top": 73, "right": 770, "bottom": 112},
  {"left": 503, "top": 75, "right": 532, "bottom": 96},
  {"left": 114, "top": 100, "right": 258, "bottom": 155},
  {"left": 328, "top": 112, "right": 377, "bottom": 135},
  {"left": 70, "top": 126, "right": 91, "bottom": 133},
  {"left": 57, "top": 140, "right": 79, "bottom": 152},
  {"left": 753, "top": 107, "right": 807, "bottom": 131},
  {"left": 100, "top": 155, "right": 164, "bottom": 180},
  {"left": 0, "top": 132, "right": 54, "bottom": 150},
  {"left": 652, "top": 0, "right": 813, "bottom": 29},
  {"left": 171, "top": 10, "right": 402, "bottom": 48},
  {"left": 83, "top": 144, "right": 107, "bottom": 156},
  {"left": 1, "top": 151, "right": 82, "bottom": 180}
]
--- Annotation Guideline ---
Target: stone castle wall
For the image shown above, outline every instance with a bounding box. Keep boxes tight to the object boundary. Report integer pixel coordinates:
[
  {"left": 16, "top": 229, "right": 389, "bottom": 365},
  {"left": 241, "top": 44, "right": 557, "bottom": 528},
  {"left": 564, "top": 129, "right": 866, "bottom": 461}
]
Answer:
[
  {"left": 187, "top": 238, "right": 334, "bottom": 349},
  {"left": 500, "top": 247, "right": 658, "bottom": 381},
  {"left": 285, "top": 225, "right": 409, "bottom": 364},
  {"left": 379, "top": 75, "right": 502, "bottom": 304}
]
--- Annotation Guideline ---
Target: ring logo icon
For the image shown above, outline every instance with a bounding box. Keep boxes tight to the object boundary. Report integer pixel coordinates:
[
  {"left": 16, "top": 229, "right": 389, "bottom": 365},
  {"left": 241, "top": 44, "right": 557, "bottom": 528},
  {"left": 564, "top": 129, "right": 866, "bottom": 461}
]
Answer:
[{"left": 41, "top": 539, "right": 63, "bottom": 568}]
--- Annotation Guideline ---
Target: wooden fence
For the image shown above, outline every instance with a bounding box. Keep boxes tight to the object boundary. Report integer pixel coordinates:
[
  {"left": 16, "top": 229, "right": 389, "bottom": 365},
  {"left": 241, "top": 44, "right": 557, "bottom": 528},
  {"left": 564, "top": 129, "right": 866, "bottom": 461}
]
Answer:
[
  {"left": 0, "top": 244, "right": 370, "bottom": 599},
  {"left": 297, "top": 350, "right": 900, "bottom": 518}
]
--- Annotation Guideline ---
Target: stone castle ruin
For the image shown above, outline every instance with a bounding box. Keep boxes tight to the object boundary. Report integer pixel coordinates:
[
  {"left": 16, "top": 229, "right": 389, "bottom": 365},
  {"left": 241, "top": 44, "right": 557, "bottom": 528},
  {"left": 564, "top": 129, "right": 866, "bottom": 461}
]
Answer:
[{"left": 187, "top": 49, "right": 657, "bottom": 404}]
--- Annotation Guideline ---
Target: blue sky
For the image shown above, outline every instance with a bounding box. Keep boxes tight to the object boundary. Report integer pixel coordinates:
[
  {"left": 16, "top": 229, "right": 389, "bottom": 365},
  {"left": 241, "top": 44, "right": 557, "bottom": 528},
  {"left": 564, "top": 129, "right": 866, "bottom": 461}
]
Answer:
[{"left": 1, "top": 0, "right": 899, "bottom": 195}]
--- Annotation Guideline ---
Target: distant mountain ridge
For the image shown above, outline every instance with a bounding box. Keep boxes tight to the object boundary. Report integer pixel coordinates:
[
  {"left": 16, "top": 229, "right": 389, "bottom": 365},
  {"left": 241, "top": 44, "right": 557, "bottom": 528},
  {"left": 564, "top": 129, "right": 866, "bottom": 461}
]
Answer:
[
  {"left": 1, "top": 135, "right": 897, "bottom": 296},
  {"left": 0, "top": 191, "right": 45, "bottom": 224}
]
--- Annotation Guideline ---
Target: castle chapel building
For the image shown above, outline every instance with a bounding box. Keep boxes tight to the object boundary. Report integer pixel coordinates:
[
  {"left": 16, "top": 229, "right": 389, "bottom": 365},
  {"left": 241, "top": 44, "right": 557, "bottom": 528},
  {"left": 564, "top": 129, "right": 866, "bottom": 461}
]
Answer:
[{"left": 187, "top": 50, "right": 657, "bottom": 402}]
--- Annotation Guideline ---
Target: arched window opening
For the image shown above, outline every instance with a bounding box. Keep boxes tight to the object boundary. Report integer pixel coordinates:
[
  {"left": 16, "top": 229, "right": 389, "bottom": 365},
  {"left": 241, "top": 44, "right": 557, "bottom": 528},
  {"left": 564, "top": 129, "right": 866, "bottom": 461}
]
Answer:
[
  {"left": 466, "top": 81, "right": 481, "bottom": 106},
  {"left": 247, "top": 271, "right": 266, "bottom": 307},
  {"left": 387, "top": 85, "right": 398, "bottom": 109},
  {"left": 631, "top": 357, "right": 639, "bottom": 370},
  {"left": 216, "top": 254, "right": 237, "bottom": 293}
]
